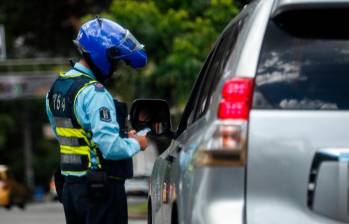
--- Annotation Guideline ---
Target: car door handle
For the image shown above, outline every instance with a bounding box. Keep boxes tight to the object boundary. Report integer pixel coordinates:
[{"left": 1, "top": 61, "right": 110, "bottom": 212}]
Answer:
[
  {"left": 308, "top": 148, "right": 349, "bottom": 223},
  {"left": 166, "top": 155, "right": 175, "bottom": 163},
  {"left": 176, "top": 145, "right": 182, "bottom": 153},
  {"left": 308, "top": 150, "right": 338, "bottom": 208}
]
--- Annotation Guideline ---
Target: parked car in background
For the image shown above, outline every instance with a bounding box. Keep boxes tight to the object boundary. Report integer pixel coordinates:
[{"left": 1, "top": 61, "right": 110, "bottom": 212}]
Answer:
[
  {"left": 0, "top": 165, "right": 10, "bottom": 207},
  {"left": 125, "top": 176, "right": 149, "bottom": 197},
  {"left": 130, "top": 0, "right": 349, "bottom": 223},
  {"left": 0, "top": 165, "right": 27, "bottom": 209},
  {"left": 48, "top": 176, "right": 58, "bottom": 201},
  {"left": 125, "top": 144, "right": 158, "bottom": 196}
]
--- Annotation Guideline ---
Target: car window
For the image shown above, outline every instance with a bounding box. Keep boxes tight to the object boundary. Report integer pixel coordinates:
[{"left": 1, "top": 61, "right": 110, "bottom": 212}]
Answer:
[
  {"left": 193, "top": 19, "right": 244, "bottom": 120},
  {"left": 176, "top": 49, "right": 216, "bottom": 136},
  {"left": 254, "top": 9, "right": 349, "bottom": 110}
]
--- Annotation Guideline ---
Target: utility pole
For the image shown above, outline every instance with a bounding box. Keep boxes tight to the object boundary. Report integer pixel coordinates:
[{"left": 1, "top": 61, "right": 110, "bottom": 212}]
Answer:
[
  {"left": 23, "top": 112, "right": 34, "bottom": 192},
  {"left": 0, "top": 25, "right": 6, "bottom": 60},
  {"left": 0, "top": 62, "right": 63, "bottom": 193}
]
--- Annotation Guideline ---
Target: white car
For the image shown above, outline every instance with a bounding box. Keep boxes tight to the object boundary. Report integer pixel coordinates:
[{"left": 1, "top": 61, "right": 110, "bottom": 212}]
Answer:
[
  {"left": 125, "top": 144, "right": 158, "bottom": 196},
  {"left": 131, "top": 0, "right": 349, "bottom": 223}
]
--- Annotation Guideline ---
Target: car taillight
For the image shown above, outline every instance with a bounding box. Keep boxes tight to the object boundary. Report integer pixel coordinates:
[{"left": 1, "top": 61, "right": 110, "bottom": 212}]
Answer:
[
  {"left": 195, "top": 77, "right": 254, "bottom": 167},
  {"left": 218, "top": 77, "right": 254, "bottom": 120}
]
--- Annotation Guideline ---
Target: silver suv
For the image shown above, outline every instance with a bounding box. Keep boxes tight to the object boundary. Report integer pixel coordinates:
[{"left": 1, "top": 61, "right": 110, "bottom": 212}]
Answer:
[{"left": 130, "top": 0, "right": 349, "bottom": 223}]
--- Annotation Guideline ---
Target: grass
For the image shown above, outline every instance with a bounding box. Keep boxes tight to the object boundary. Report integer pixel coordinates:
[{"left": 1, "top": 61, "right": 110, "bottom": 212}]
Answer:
[{"left": 128, "top": 201, "right": 147, "bottom": 219}]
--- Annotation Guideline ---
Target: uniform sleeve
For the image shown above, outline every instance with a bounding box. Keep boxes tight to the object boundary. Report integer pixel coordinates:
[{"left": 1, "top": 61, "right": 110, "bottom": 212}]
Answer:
[{"left": 75, "top": 84, "right": 141, "bottom": 160}]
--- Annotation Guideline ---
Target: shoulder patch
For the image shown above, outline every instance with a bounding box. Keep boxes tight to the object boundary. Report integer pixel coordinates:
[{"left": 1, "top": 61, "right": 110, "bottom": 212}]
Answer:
[
  {"left": 94, "top": 83, "right": 105, "bottom": 92},
  {"left": 99, "top": 107, "right": 111, "bottom": 122}
]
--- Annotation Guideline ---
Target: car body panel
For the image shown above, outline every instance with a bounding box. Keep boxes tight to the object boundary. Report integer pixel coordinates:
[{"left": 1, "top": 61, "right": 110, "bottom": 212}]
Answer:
[
  {"left": 206, "top": 0, "right": 269, "bottom": 125},
  {"left": 0, "top": 181, "right": 10, "bottom": 206},
  {"left": 176, "top": 115, "right": 246, "bottom": 224},
  {"left": 0, "top": 165, "right": 27, "bottom": 208},
  {"left": 148, "top": 0, "right": 349, "bottom": 223},
  {"left": 150, "top": 1, "right": 271, "bottom": 223},
  {"left": 151, "top": 138, "right": 185, "bottom": 223},
  {"left": 227, "top": 0, "right": 274, "bottom": 79},
  {"left": 247, "top": 111, "right": 349, "bottom": 224}
]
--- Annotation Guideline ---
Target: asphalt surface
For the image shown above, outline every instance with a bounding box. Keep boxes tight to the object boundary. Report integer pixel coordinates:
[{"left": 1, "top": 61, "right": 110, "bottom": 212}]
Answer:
[{"left": 0, "top": 201, "right": 146, "bottom": 224}]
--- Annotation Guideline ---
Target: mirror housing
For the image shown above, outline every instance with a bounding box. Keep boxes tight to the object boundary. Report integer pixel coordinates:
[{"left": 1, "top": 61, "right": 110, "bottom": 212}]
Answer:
[{"left": 130, "top": 99, "right": 172, "bottom": 137}]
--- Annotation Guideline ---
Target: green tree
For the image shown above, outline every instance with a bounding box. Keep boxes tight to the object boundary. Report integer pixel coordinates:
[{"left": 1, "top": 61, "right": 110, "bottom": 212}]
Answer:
[
  {"left": 0, "top": 0, "right": 112, "bottom": 57},
  {"left": 0, "top": 0, "right": 242, "bottom": 189},
  {"left": 98, "top": 0, "right": 239, "bottom": 107},
  {"left": 0, "top": 115, "right": 14, "bottom": 152}
]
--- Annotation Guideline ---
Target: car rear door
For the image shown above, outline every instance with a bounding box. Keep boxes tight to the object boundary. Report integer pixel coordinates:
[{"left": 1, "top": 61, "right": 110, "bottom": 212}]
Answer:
[
  {"left": 247, "top": 8, "right": 349, "bottom": 224},
  {"left": 152, "top": 48, "right": 217, "bottom": 224}
]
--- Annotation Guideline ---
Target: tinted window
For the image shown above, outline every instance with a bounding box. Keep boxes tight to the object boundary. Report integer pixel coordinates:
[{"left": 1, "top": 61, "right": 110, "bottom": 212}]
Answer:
[
  {"left": 194, "top": 19, "right": 244, "bottom": 119},
  {"left": 176, "top": 51, "right": 215, "bottom": 136},
  {"left": 254, "top": 10, "right": 349, "bottom": 110}
]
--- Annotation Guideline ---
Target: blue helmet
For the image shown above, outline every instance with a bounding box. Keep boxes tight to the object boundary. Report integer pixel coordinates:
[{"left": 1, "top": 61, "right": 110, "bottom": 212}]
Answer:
[{"left": 74, "top": 17, "right": 147, "bottom": 80}]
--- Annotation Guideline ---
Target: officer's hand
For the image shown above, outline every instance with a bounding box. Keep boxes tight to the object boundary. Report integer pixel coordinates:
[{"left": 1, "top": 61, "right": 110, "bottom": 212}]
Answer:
[
  {"left": 134, "top": 136, "right": 148, "bottom": 151},
  {"left": 128, "top": 130, "right": 137, "bottom": 137},
  {"left": 128, "top": 130, "right": 148, "bottom": 151}
]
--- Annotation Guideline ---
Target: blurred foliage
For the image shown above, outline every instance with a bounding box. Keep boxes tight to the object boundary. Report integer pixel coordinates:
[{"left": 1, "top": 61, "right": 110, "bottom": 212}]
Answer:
[
  {"left": 0, "top": 0, "right": 246, "bottom": 190},
  {"left": 0, "top": 100, "right": 59, "bottom": 188},
  {"left": 0, "top": 0, "right": 111, "bottom": 57},
  {"left": 0, "top": 0, "right": 243, "bottom": 106},
  {"left": 95, "top": 0, "right": 240, "bottom": 107},
  {"left": 0, "top": 115, "right": 14, "bottom": 151}
]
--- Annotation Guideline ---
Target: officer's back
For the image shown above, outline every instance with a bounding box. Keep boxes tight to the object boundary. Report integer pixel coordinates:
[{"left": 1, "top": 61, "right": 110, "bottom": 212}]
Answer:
[{"left": 46, "top": 17, "right": 148, "bottom": 224}]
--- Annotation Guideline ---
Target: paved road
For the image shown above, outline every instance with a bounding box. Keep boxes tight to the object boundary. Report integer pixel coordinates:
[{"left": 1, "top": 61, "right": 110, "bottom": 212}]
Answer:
[{"left": 0, "top": 202, "right": 146, "bottom": 224}]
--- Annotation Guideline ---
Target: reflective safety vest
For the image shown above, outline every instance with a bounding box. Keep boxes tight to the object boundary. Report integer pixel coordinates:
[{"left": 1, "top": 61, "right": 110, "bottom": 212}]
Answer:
[{"left": 48, "top": 73, "right": 133, "bottom": 178}]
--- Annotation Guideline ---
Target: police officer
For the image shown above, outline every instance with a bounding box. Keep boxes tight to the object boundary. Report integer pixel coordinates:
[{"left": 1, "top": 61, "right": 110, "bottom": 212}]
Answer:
[{"left": 45, "top": 17, "right": 148, "bottom": 224}]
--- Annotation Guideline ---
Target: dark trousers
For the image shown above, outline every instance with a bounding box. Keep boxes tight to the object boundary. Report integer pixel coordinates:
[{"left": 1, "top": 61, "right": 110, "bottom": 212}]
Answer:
[{"left": 62, "top": 180, "right": 128, "bottom": 224}]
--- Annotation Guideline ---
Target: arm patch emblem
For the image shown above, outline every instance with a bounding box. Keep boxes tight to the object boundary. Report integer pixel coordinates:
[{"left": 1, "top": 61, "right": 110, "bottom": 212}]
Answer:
[
  {"left": 94, "top": 83, "right": 105, "bottom": 92},
  {"left": 99, "top": 107, "right": 111, "bottom": 122}
]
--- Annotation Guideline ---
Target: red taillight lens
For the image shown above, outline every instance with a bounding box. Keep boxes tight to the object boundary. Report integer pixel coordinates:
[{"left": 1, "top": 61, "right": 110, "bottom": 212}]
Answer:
[
  {"left": 218, "top": 77, "right": 254, "bottom": 120},
  {"left": 195, "top": 77, "right": 254, "bottom": 167}
]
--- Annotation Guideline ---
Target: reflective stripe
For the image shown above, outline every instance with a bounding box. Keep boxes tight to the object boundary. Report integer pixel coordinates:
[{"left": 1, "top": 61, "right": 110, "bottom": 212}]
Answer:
[
  {"left": 58, "top": 136, "right": 80, "bottom": 146},
  {"left": 59, "top": 72, "right": 93, "bottom": 80},
  {"left": 60, "top": 153, "right": 90, "bottom": 173},
  {"left": 54, "top": 117, "right": 74, "bottom": 128},
  {"left": 52, "top": 74, "right": 102, "bottom": 174},
  {"left": 56, "top": 124, "right": 100, "bottom": 171},
  {"left": 108, "top": 176, "right": 124, "bottom": 181},
  {"left": 58, "top": 136, "right": 87, "bottom": 147},
  {"left": 61, "top": 170, "right": 87, "bottom": 176},
  {"left": 56, "top": 127, "right": 86, "bottom": 138},
  {"left": 61, "top": 154, "right": 83, "bottom": 165},
  {"left": 60, "top": 145, "right": 90, "bottom": 155}
]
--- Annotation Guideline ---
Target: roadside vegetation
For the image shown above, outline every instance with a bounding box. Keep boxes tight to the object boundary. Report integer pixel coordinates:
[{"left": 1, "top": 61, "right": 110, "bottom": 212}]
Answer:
[{"left": 0, "top": 0, "right": 243, "bottom": 191}]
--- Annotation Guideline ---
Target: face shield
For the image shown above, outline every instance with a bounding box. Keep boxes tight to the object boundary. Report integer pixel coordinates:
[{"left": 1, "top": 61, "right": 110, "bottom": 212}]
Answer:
[
  {"left": 108, "top": 30, "right": 144, "bottom": 60},
  {"left": 107, "top": 30, "right": 147, "bottom": 68}
]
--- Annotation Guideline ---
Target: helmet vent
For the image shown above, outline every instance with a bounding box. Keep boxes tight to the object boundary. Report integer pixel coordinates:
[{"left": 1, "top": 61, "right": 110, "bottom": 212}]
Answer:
[{"left": 96, "top": 15, "right": 102, "bottom": 27}]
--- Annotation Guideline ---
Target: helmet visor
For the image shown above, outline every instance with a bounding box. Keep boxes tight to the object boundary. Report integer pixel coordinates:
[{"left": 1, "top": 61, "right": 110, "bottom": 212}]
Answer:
[{"left": 107, "top": 30, "right": 144, "bottom": 61}]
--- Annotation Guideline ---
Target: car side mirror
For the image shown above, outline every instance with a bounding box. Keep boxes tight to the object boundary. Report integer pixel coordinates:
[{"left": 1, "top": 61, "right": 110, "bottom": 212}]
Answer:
[{"left": 130, "top": 99, "right": 173, "bottom": 137}]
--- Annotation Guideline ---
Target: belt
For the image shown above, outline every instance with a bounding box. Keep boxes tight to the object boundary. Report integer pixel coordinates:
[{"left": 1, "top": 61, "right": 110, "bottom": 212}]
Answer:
[{"left": 64, "top": 175, "right": 87, "bottom": 183}]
